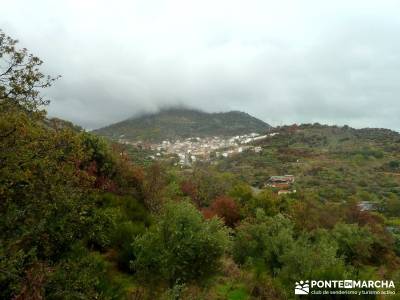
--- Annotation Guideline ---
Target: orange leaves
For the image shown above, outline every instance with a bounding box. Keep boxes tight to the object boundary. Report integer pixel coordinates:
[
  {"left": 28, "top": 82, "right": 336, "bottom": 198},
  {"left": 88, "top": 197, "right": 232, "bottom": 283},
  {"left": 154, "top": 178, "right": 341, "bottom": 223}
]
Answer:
[
  {"left": 180, "top": 179, "right": 199, "bottom": 206},
  {"left": 203, "top": 195, "right": 241, "bottom": 227}
]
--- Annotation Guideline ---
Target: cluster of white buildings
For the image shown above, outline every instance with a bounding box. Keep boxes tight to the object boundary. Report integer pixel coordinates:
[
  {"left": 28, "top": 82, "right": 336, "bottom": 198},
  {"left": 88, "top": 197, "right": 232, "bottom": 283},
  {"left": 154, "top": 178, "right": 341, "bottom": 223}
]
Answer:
[
  {"left": 147, "top": 132, "right": 279, "bottom": 166},
  {"left": 118, "top": 132, "right": 279, "bottom": 166}
]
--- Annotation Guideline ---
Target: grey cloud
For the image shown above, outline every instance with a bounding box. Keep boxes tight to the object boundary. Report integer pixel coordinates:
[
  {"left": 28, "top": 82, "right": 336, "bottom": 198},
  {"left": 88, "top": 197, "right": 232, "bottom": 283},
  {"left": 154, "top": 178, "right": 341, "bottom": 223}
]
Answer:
[{"left": 1, "top": 0, "right": 400, "bottom": 131}]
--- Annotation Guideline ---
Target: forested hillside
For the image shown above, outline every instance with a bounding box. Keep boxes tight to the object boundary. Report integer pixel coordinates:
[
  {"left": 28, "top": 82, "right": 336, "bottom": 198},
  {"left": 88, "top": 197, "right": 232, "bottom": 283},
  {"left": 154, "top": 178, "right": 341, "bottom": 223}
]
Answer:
[
  {"left": 218, "top": 124, "right": 400, "bottom": 211},
  {"left": 93, "top": 108, "right": 271, "bottom": 142},
  {"left": 1, "top": 31, "right": 400, "bottom": 299}
]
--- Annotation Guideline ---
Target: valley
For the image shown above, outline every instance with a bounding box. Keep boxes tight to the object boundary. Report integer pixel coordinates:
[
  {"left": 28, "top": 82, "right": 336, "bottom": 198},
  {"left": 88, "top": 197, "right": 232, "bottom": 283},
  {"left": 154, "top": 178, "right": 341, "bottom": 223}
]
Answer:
[{"left": 118, "top": 131, "right": 275, "bottom": 166}]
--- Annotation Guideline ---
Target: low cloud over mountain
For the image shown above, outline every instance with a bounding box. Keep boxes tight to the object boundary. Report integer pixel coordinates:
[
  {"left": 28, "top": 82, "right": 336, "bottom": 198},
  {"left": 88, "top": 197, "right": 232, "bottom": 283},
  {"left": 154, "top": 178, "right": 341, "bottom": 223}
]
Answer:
[{"left": 1, "top": 0, "right": 400, "bottom": 130}]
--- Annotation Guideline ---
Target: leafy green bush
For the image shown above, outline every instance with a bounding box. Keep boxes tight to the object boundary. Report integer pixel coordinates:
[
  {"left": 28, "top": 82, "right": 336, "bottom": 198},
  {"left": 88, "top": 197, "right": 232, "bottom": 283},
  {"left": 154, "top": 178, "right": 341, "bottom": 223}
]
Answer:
[
  {"left": 45, "top": 244, "right": 124, "bottom": 299},
  {"left": 244, "top": 190, "right": 283, "bottom": 216},
  {"left": 233, "top": 212, "right": 294, "bottom": 276},
  {"left": 85, "top": 206, "right": 121, "bottom": 250},
  {"left": 331, "top": 223, "right": 374, "bottom": 265},
  {"left": 112, "top": 221, "right": 146, "bottom": 272},
  {"left": 132, "top": 201, "right": 230, "bottom": 286},
  {"left": 233, "top": 212, "right": 350, "bottom": 294},
  {"left": 278, "top": 232, "right": 349, "bottom": 285}
]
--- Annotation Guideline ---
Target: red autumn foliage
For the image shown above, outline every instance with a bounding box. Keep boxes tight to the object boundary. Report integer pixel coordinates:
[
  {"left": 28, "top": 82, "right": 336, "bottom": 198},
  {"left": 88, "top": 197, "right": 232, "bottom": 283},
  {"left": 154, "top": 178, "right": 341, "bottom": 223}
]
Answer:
[
  {"left": 94, "top": 176, "right": 117, "bottom": 193},
  {"left": 205, "top": 195, "right": 241, "bottom": 227},
  {"left": 201, "top": 207, "right": 216, "bottom": 220},
  {"left": 291, "top": 199, "right": 342, "bottom": 231},
  {"left": 344, "top": 200, "right": 384, "bottom": 227},
  {"left": 180, "top": 180, "right": 200, "bottom": 206},
  {"left": 85, "top": 160, "right": 98, "bottom": 177},
  {"left": 80, "top": 160, "right": 117, "bottom": 192}
]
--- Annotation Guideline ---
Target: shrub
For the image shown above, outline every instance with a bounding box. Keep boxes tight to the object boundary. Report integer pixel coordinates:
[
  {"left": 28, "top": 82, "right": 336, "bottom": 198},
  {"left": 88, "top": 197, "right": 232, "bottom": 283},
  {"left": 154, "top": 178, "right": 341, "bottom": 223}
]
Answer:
[
  {"left": 45, "top": 244, "right": 124, "bottom": 299},
  {"left": 132, "top": 201, "right": 230, "bottom": 287},
  {"left": 279, "top": 232, "right": 349, "bottom": 285},
  {"left": 331, "top": 223, "right": 374, "bottom": 265},
  {"left": 205, "top": 195, "right": 241, "bottom": 227},
  {"left": 111, "top": 221, "right": 146, "bottom": 272},
  {"left": 233, "top": 212, "right": 294, "bottom": 276}
]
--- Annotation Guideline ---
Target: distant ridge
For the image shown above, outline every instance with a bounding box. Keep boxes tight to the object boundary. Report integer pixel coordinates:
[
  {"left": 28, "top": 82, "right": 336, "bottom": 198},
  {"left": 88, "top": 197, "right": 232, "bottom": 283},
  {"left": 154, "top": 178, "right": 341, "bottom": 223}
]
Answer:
[{"left": 93, "top": 108, "right": 271, "bottom": 142}]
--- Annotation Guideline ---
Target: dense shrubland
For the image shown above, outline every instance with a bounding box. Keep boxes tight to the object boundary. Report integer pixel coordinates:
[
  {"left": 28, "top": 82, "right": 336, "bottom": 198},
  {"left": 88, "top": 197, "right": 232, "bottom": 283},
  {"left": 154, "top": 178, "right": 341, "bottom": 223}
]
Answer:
[{"left": 1, "top": 31, "right": 400, "bottom": 299}]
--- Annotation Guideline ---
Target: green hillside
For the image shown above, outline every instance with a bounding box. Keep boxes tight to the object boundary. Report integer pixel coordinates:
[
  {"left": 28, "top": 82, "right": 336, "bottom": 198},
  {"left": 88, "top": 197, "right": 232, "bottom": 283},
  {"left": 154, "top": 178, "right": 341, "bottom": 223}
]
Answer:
[
  {"left": 93, "top": 108, "right": 271, "bottom": 141},
  {"left": 218, "top": 124, "right": 400, "bottom": 210}
]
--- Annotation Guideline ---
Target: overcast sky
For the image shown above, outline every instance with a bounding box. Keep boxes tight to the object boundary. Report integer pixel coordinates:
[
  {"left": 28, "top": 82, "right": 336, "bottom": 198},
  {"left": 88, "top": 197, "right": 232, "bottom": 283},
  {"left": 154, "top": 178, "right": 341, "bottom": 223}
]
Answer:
[{"left": 1, "top": 0, "right": 400, "bottom": 130}]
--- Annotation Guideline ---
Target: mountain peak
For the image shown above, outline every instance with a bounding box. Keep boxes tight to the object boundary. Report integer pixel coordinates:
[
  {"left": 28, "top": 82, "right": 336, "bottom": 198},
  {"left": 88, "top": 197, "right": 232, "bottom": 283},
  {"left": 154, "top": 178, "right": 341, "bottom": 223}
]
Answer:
[{"left": 94, "top": 108, "right": 271, "bottom": 142}]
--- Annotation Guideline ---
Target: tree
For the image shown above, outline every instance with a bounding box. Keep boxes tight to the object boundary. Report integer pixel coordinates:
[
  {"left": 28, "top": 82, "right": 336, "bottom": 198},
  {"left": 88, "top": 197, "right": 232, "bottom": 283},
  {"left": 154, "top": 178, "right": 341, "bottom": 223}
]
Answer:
[
  {"left": 0, "top": 31, "right": 131, "bottom": 298},
  {"left": 244, "top": 189, "right": 281, "bottom": 217},
  {"left": 279, "top": 232, "right": 349, "bottom": 285},
  {"left": 141, "top": 162, "right": 167, "bottom": 212},
  {"left": 204, "top": 195, "right": 241, "bottom": 227},
  {"left": 44, "top": 245, "right": 124, "bottom": 299},
  {"left": 229, "top": 183, "right": 253, "bottom": 205},
  {"left": 233, "top": 212, "right": 294, "bottom": 276},
  {"left": 0, "top": 30, "right": 59, "bottom": 112},
  {"left": 385, "top": 194, "right": 400, "bottom": 217},
  {"left": 233, "top": 212, "right": 350, "bottom": 292},
  {"left": 290, "top": 195, "right": 343, "bottom": 231},
  {"left": 132, "top": 201, "right": 230, "bottom": 287},
  {"left": 180, "top": 179, "right": 200, "bottom": 206},
  {"left": 389, "top": 160, "right": 400, "bottom": 171},
  {"left": 331, "top": 223, "right": 374, "bottom": 265},
  {"left": 191, "top": 167, "right": 237, "bottom": 207}
]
